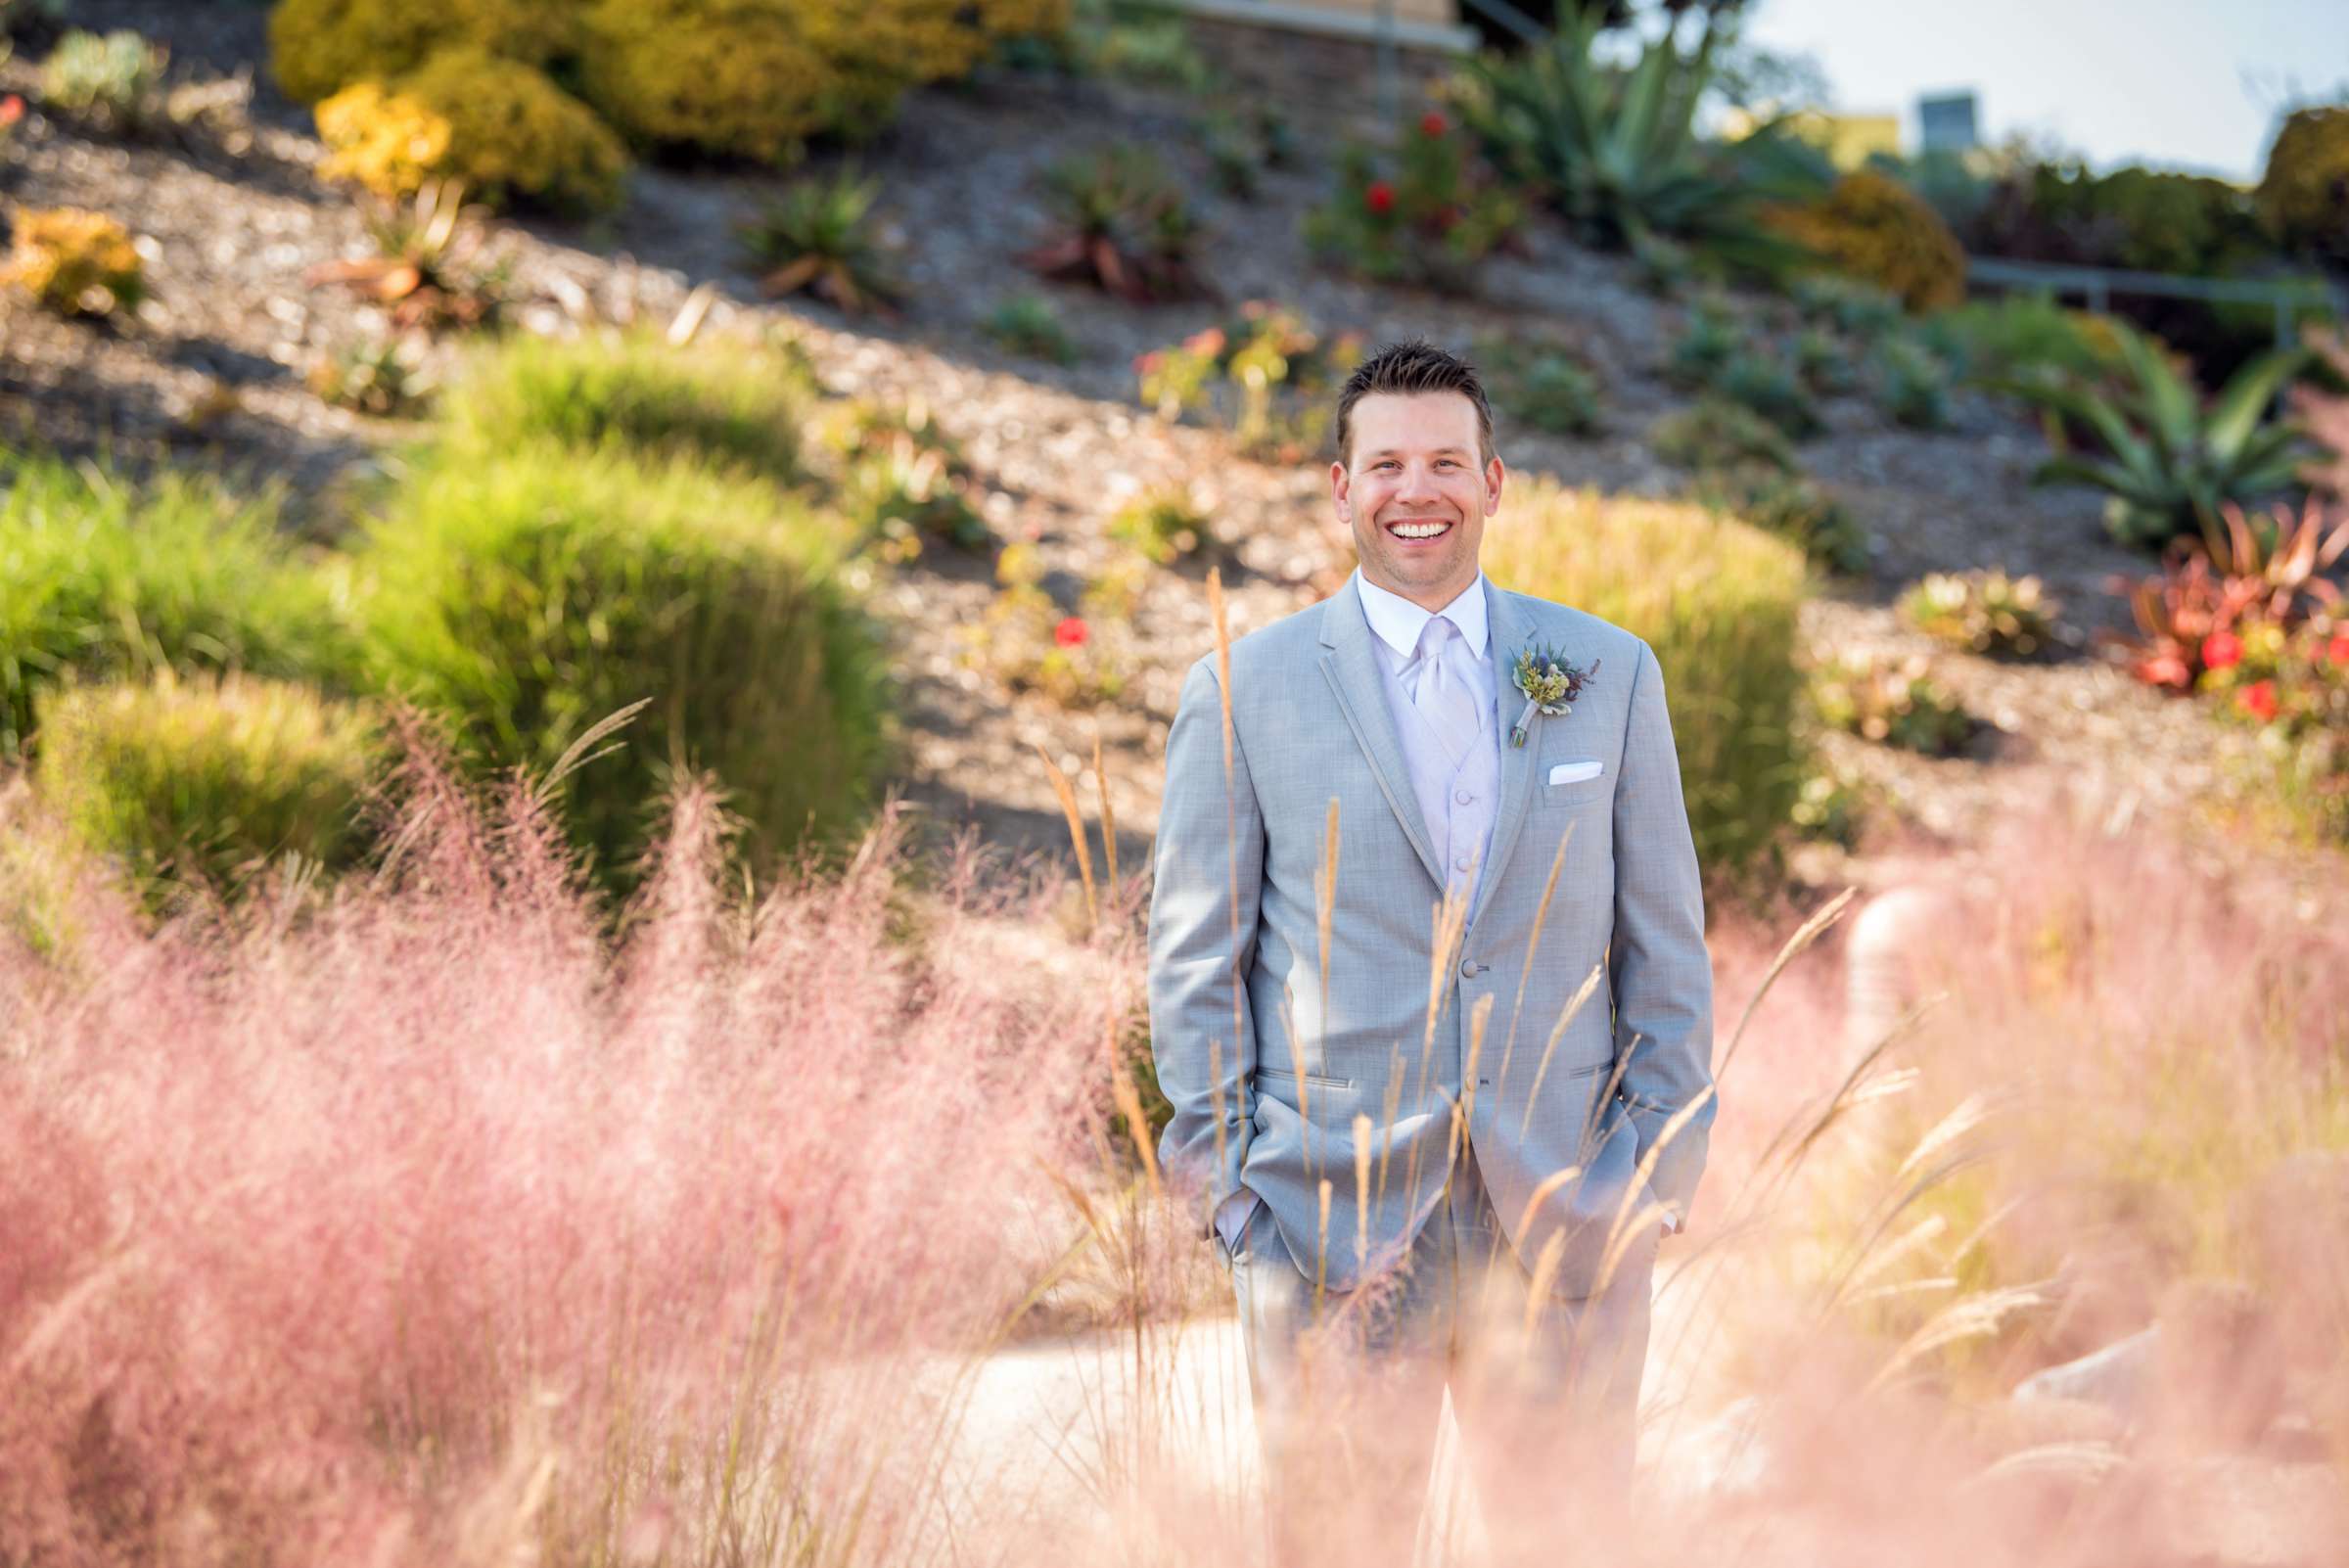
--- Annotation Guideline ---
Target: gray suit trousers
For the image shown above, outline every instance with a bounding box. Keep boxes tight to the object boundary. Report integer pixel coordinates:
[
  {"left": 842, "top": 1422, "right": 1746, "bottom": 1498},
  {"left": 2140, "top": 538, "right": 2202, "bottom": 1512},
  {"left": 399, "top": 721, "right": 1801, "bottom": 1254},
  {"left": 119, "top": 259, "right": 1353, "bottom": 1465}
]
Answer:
[{"left": 1219, "top": 1142, "right": 1657, "bottom": 1568}]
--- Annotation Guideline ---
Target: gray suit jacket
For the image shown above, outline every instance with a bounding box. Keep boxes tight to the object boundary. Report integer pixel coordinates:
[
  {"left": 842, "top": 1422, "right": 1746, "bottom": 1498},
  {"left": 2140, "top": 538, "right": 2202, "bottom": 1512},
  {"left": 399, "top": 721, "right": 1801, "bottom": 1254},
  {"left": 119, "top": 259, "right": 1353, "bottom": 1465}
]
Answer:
[{"left": 1147, "top": 574, "right": 1715, "bottom": 1298}]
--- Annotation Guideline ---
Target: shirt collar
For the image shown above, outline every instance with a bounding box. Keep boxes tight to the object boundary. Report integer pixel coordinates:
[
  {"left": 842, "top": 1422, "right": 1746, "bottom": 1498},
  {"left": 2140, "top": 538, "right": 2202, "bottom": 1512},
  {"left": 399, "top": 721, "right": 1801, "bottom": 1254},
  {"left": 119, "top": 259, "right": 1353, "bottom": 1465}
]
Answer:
[{"left": 1355, "top": 568, "right": 1490, "bottom": 662}]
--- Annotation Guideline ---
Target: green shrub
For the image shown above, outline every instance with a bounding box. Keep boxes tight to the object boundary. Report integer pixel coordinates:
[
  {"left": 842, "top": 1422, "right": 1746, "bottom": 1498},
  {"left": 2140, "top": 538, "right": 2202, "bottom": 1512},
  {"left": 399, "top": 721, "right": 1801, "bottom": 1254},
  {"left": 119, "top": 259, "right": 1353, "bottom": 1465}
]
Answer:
[
  {"left": 437, "top": 329, "right": 814, "bottom": 484},
  {"left": 33, "top": 671, "right": 381, "bottom": 912},
  {"left": 1300, "top": 113, "right": 1522, "bottom": 293},
  {"left": 1695, "top": 462, "right": 1867, "bottom": 574},
  {"left": 0, "top": 449, "right": 349, "bottom": 764},
  {"left": 1793, "top": 326, "right": 1859, "bottom": 395},
  {"left": 2257, "top": 105, "right": 2349, "bottom": 270},
  {"left": 1898, "top": 569, "right": 2058, "bottom": 658},
  {"left": 982, "top": 292, "right": 1077, "bottom": 364},
  {"left": 1483, "top": 482, "right": 1810, "bottom": 880},
  {"left": 41, "top": 27, "right": 164, "bottom": 133},
  {"left": 351, "top": 442, "right": 887, "bottom": 888},
  {"left": 1107, "top": 486, "right": 1213, "bottom": 566},
  {"left": 1791, "top": 274, "right": 1902, "bottom": 341},
  {"left": 1927, "top": 295, "right": 2122, "bottom": 387},
  {"left": 1810, "top": 653, "right": 1973, "bottom": 754},
  {"left": 1665, "top": 297, "right": 1738, "bottom": 388},
  {"left": 1477, "top": 333, "right": 1604, "bottom": 437},
  {"left": 1874, "top": 334, "right": 1953, "bottom": 430},
  {"left": 1652, "top": 396, "right": 1794, "bottom": 474},
  {"left": 1717, "top": 350, "right": 1821, "bottom": 438}
]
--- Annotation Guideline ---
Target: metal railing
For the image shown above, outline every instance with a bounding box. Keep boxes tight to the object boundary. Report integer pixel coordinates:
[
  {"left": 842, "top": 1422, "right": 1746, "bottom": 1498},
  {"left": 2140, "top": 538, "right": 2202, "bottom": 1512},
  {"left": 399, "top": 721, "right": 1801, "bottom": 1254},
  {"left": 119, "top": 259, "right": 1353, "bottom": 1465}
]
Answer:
[{"left": 1964, "top": 254, "right": 2344, "bottom": 353}]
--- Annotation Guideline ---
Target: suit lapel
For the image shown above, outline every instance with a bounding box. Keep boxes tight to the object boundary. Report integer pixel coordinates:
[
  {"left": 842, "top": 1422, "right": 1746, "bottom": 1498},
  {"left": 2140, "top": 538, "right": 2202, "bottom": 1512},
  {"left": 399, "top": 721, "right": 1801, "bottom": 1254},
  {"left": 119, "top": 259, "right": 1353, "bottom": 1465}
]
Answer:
[
  {"left": 1478, "top": 580, "right": 1542, "bottom": 905},
  {"left": 1318, "top": 576, "right": 1446, "bottom": 893}
]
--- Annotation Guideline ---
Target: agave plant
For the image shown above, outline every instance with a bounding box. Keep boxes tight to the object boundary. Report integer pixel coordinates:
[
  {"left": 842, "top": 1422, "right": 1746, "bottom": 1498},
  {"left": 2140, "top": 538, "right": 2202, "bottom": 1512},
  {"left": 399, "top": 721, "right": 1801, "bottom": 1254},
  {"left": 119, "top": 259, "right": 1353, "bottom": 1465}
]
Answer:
[
  {"left": 740, "top": 164, "right": 902, "bottom": 318},
  {"left": 304, "top": 180, "right": 506, "bottom": 334},
  {"left": 2005, "top": 317, "right": 2314, "bottom": 551},
  {"left": 1448, "top": 12, "right": 1826, "bottom": 263},
  {"left": 1020, "top": 145, "right": 1206, "bottom": 303}
]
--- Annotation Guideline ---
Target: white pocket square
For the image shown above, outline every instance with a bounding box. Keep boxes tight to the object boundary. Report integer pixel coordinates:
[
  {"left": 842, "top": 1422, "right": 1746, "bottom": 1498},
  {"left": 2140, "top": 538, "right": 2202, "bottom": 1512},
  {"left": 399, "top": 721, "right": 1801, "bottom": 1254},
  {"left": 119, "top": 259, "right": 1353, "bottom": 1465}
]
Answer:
[{"left": 1546, "top": 760, "right": 1603, "bottom": 785}]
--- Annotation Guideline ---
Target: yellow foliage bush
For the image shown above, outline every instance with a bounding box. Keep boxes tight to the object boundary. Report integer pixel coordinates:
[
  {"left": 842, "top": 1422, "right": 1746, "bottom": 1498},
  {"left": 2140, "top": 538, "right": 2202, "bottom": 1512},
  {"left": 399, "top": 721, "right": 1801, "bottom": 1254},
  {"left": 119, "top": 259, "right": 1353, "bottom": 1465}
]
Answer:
[
  {"left": 2257, "top": 105, "right": 2349, "bottom": 266},
  {"left": 317, "top": 48, "right": 626, "bottom": 212},
  {"left": 268, "top": 0, "right": 578, "bottom": 104},
  {"left": 578, "top": 0, "right": 860, "bottom": 162},
  {"left": 1765, "top": 169, "right": 1966, "bottom": 313},
  {"left": 3, "top": 206, "right": 146, "bottom": 317},
  {"left": 578, "top": 0, "right": 1072, "bottom": 161}
]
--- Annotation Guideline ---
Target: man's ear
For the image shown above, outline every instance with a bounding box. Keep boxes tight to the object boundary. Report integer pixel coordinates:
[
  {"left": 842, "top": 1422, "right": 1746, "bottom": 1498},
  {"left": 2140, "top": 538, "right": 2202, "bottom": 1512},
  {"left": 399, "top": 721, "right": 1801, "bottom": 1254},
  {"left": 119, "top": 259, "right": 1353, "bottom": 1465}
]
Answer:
[
  {"left": 1483, "top": 455, "right": 1505, "bottom": 516},
  {"left": 1330, "top": 458, "right": 1352, "bottom": 522}
]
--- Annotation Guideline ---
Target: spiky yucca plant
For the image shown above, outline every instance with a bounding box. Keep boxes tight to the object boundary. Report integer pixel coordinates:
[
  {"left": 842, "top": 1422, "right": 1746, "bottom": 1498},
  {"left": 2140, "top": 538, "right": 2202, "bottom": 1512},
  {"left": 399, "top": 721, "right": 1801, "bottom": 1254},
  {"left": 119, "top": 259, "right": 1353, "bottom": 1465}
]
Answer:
[
  {"left": 2004, "top": 317, "right": 2314, "bottom": 551},
  {"left": 739, "top": 163, "right": 903, "bottom": 318},
  {"left": 304, "top": 179, "right": 506, "bottom": 333}
]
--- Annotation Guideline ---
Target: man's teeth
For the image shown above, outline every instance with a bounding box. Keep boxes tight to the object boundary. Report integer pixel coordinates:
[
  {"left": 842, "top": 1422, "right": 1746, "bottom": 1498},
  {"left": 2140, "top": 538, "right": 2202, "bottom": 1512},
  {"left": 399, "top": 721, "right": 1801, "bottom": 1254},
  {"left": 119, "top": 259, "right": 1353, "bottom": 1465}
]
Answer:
[{"left": 1390, "top": 520, "right": 1450, "bottom": 538}]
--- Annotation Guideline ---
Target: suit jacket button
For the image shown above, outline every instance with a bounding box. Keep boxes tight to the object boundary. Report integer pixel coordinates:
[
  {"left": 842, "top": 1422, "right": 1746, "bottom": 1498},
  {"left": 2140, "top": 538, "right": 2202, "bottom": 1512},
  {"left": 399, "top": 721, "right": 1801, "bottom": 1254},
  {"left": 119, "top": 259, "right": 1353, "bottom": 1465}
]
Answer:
[{"left": 1459, "top": 957, "right": 1483, "bottom": 979}]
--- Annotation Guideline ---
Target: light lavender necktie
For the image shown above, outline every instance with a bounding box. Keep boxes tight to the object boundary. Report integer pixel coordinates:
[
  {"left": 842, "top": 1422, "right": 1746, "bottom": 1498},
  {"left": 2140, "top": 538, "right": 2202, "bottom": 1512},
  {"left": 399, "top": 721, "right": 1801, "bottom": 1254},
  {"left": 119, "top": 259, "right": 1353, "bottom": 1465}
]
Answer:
[{"left": 1409, "top": 615, "right": 1481, "bottom": 768}]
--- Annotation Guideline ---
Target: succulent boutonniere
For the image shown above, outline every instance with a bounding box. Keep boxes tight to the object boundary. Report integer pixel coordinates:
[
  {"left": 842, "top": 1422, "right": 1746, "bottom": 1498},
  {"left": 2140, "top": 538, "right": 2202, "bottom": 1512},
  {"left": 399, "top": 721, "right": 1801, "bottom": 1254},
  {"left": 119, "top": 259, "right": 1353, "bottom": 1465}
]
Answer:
[{"left": 1507, "top": 643, "right": 1600, "bottom": 749}]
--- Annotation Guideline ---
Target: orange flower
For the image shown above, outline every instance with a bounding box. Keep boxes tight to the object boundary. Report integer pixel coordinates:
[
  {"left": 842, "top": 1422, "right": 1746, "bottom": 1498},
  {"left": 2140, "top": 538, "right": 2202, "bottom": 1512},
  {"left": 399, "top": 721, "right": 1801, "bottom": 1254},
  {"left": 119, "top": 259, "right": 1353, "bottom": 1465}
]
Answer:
[
  {"left": 2135, "top": 651, "right": 2191, "bottom": 690},
  {"left": 2200, "top": 630, "right": 2243, "bottom": 670},
  {"left": 0, "top": 96, "right": 23, "bottom": 128},
  {"left": 2327, "top": 629, "right": 2349, "bottom": 667},
  {"left": 1054, "top": 616, "right": 1088, "bottom": 649},
  {"left": 2236, "top": 679, "right": 2279, "bottom": 722},
  {"left": 1365, "top": 181, "right": 1396, "bottom": 216}
]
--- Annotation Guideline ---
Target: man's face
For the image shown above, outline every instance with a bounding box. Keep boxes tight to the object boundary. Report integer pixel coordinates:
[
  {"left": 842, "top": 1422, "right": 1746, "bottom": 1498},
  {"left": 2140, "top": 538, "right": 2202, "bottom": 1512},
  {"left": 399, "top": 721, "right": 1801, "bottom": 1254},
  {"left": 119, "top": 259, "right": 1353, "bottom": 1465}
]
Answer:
[{"left": 1331, "top": 391, "right": 1504, "bottom": 611}]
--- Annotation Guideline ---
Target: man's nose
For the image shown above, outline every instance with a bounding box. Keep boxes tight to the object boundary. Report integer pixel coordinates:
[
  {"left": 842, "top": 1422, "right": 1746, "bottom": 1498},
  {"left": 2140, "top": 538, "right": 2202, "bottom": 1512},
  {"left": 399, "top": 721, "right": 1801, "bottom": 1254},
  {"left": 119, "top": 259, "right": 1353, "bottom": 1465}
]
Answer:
[{"left": 1396, "top": 461, "right": 1441, "bottom": 502}]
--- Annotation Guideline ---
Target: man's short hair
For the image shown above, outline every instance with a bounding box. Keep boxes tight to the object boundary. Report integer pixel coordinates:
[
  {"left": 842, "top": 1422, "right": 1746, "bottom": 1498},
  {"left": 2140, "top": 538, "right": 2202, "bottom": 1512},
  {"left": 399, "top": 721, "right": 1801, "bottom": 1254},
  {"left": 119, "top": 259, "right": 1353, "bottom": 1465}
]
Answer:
[{"left": 1333, "top": 339, "right": 1497, "bottom": 468}]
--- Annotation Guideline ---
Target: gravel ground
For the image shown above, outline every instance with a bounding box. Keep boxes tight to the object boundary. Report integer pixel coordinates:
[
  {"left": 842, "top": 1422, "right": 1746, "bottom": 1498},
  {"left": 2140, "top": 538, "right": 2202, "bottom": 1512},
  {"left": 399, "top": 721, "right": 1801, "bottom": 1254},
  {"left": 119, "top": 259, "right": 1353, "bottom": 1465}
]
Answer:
[{"left": 0, "top": 0, "right": 2269, "bottom": 885}]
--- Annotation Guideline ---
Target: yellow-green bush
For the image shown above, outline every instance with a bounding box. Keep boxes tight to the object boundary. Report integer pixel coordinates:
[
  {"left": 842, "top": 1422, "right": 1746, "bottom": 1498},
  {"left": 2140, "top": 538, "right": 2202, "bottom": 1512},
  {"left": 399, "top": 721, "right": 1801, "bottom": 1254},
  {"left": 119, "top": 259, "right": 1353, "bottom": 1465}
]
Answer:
[
  {"left": 352, "top": 439, "right": 889, "bottom": 893},
  {"left": 1765, "top": 169, "right": 1966, "bottom": 313},
  {"left": 33, "top": 670, "right": 382, "bottom": 912},
  {"left": 2257, "top": 105, "right": 2349, "bottom": 267},
  {"left": 1482, "top": 482, "right": 1811, "bottom": 881},
  {"left": 438, "top": 328, "right": 815, "bottom": 483},
  {"left": 268, "top": 0, "right": 577, "bottom": 104},
  {"left": 317, "top": 47, "right": 626, "bottom": 212},
  {"left": 2, "top": 206, "right": 145, "bottom": 317},
  {"left": 0, "top": 446, "right": 352, "bottom": 764},
  {"left": 577, "top": 0, "right": 865, "bottom": 162}
]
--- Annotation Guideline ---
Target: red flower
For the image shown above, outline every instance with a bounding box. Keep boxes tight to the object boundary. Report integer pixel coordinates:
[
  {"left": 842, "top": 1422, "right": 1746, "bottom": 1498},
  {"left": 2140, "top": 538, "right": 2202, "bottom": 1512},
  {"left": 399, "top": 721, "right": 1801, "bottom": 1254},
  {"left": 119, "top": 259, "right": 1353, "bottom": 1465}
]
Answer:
[
  {"left": 2326, "top": 630, "right": 2349, "bottom": 667},
  {"left": 2237, "top": 679, "right": 2280, "bottom": 722},
  {"left": 1365, "top": 181, "right": 1396, "bottom": 216},
  {"left": 2200, "top": 629, "right": 2243, "bottom": 671},
  {"left": 1418, "top": 110, "right": 1448, "bottom": 137},
  {"left": 0, "top": 96, "right": 23, "bottom": 128},
  {"left": 1054, "top": 616, "right": 1089, "bottom": 649}
]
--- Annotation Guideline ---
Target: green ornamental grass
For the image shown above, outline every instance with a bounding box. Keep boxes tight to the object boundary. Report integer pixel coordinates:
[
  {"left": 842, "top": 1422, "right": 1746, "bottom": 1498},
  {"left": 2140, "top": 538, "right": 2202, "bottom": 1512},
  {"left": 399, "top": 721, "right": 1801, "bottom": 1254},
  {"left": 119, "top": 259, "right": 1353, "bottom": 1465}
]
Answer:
[
  {"left": 1482, "top": 482, "right": 1811, "bottom": 881},
  {"left": 352, "top": 440, "right": 889, "bottom": 888},
  {"left": 0, "top": 448, "right": 350, "bottom": 764},
  {"left": 33, "top": 670, "right": 381, "bottom": 912},
  {"left": 436, "top": 328, "right": 816, "bottom": 486}
]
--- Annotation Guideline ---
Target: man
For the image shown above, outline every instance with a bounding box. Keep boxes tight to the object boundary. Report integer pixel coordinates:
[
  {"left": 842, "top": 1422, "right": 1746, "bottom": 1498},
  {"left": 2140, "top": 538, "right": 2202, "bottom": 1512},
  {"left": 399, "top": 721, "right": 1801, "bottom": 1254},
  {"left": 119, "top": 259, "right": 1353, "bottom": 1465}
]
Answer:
[{"left": 1147, "top": 340, "right": 1715, "bottom": 1562}]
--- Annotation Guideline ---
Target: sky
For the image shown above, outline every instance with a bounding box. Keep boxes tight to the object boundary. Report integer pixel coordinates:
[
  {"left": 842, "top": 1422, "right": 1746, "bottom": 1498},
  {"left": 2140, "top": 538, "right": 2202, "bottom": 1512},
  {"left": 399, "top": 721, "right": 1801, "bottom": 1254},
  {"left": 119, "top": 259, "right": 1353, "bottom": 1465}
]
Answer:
[{"left": 1735, "top": 0, "right": 2349, "bottom": 181}]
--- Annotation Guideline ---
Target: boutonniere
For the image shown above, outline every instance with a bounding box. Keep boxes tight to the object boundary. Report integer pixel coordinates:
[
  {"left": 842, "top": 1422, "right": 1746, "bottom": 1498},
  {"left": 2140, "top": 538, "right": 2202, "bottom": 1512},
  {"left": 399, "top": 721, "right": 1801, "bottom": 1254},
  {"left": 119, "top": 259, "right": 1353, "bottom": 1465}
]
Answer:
[{"left": 1507, "top": 643, "right": 1600, "bottom": 749}]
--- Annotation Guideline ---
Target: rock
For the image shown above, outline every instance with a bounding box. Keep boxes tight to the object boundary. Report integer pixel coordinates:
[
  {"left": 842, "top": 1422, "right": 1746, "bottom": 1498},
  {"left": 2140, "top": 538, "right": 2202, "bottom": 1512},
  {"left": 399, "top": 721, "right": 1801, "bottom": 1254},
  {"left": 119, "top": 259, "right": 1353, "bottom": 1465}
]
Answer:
[{"left": 2013, "top": 1325, "right": 2158, "bottom": 1424}]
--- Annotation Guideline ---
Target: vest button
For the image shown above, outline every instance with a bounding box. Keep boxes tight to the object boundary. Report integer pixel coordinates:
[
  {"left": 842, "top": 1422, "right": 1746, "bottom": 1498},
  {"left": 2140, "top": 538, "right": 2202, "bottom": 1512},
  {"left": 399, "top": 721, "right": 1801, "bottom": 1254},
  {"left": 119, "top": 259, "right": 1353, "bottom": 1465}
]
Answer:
[{"left": 1454, "top": 788, "right": 1473, "bottom": 806}]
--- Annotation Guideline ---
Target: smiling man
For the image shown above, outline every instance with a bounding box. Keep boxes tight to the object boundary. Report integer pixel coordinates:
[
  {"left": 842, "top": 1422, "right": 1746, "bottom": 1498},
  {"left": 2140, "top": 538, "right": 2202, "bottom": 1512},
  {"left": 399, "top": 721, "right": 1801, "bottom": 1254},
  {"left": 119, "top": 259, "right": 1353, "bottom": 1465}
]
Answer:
[{"left": 1148, "top": 339, "right": 1716, "bottom": 1560}]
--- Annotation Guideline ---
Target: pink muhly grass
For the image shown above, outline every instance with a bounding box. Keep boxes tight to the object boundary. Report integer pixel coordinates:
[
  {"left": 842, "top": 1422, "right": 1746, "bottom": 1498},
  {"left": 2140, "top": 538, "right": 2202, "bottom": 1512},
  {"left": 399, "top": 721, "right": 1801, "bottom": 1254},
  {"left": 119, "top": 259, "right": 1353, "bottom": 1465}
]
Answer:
[{"left": 0, "top": 719, "right": 1139, "bottom": 1566}]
